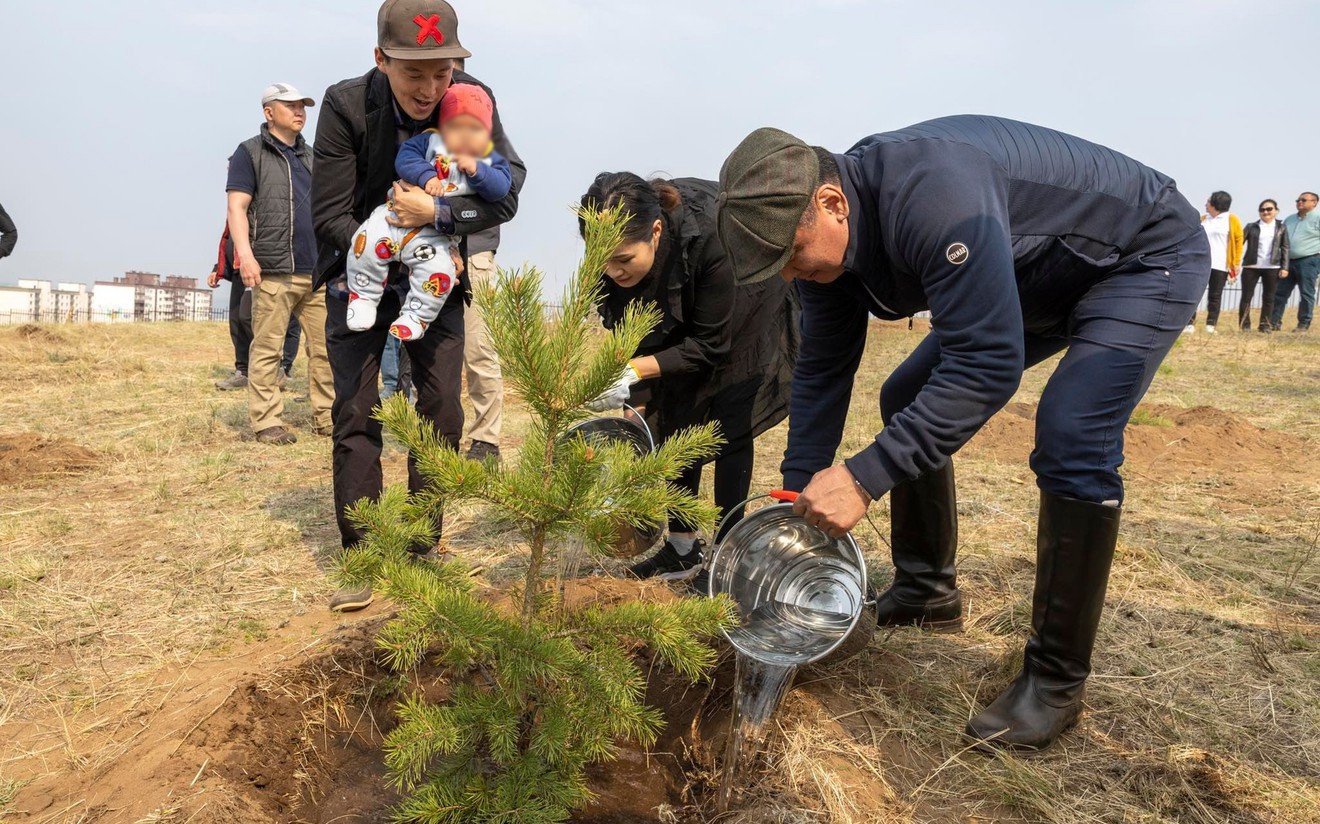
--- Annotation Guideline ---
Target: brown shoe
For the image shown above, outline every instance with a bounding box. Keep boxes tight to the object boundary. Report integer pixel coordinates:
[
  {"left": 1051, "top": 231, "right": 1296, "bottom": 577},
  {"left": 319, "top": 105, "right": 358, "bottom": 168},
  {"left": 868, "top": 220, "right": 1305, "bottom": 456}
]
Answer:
[
  {"left": 329, "top": 585, "right": 374, "bottom": 612},
  {"left": 255, "top": 426, "right": 297, "bottom": 445},
  {"left": 312, "top": 424, "right": 333, "bottom": 437}
]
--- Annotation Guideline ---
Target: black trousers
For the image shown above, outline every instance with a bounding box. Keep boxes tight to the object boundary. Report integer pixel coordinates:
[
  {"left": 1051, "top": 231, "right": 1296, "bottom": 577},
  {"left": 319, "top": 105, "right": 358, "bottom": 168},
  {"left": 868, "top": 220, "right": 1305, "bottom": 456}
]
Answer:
[
  {"left": 1205, "top": 268, "right": 1230, "bottom": 327},
  {"left": 1239, "top": 267, "right": 1280, "bottom": 330},
  {"left": 325, "top": 287, "right": 465, "bottom": 549},
  {"left": 671, "top": 434, "right": 756, "bottom": 543},
  {"left": 229, "top": 279, "right": 301, "bottom": 373}
]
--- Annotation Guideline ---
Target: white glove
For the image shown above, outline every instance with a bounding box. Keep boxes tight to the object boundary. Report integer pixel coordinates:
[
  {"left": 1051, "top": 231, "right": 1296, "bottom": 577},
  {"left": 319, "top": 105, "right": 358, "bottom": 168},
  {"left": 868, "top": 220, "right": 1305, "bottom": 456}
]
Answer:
[{"left": 586, "top": 364, "right": 640, "bottom": 412}]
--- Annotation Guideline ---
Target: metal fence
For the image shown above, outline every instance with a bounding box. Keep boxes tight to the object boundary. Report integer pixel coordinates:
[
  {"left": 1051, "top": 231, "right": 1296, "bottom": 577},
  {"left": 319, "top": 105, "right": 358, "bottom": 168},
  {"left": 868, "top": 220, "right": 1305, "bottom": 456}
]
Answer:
[
  {"left": 0, "top": 309, "right": 229, "bottom": 325},
  {"left": 0, "top": 285, "right": 1299, "bottom": 327},
  {"left": 1208, "top": 279, "right": 1299, "bottom": 310}
]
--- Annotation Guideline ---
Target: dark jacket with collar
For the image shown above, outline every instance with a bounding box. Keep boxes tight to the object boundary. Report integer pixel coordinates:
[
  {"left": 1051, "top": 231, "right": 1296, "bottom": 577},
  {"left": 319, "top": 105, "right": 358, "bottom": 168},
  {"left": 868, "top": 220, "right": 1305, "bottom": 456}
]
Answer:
[
  {"left": 0, "top": 203, "right": 15, "bottom": 259},
  {"left": 1242, "top": 219, "right": 1290, "bottom": 268},
  {"left": 238, "top": 124, "right": 313, "bottom": 275},
  {"left": 311, "top": 68, "right": 525, "bottom": 290},
  {"left": 783, "top": 115, "right": 1204, "bottom": 496},
  {"left": 598, "top": 178, "right": 797, "bottom": 445}
]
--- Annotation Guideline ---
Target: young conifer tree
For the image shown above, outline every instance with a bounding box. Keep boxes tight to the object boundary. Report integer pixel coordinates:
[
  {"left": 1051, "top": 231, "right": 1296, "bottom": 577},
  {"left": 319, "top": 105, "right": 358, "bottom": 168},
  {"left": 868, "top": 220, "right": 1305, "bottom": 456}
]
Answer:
[{"left": 338, "top": 206, "right": 736, "bottom": 824}]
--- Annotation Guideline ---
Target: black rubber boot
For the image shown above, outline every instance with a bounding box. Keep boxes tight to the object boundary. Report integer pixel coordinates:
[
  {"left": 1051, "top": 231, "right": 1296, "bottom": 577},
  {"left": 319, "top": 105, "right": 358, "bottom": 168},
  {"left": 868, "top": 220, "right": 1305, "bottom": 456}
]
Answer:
[
  {"left": 965, "top": 492, "right": 1121, "bottom": 753},
  {"left": 875, "top": 462, "right": 963, "bottom": 631}
]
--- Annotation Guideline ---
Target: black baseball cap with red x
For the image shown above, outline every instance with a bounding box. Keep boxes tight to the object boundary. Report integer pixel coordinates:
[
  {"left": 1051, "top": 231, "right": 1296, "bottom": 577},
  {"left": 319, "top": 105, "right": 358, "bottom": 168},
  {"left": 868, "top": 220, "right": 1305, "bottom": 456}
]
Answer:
[{"left": 378, "top": 0, "right": 472, "bottom": 60}]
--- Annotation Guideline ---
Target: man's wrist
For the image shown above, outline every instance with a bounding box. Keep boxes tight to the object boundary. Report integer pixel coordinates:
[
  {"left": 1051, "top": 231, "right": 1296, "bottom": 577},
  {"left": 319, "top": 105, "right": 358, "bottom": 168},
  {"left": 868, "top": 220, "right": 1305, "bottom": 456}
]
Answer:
[{"left": 846, "top": 467, "right": 872, "bottom": 503}]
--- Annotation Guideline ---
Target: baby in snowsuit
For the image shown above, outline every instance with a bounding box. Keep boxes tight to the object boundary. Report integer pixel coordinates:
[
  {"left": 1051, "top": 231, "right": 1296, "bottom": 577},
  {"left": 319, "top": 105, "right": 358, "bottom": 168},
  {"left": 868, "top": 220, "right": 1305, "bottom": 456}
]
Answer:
[{"left": 346, "top": 83, "right": 513, "bottom": 340}]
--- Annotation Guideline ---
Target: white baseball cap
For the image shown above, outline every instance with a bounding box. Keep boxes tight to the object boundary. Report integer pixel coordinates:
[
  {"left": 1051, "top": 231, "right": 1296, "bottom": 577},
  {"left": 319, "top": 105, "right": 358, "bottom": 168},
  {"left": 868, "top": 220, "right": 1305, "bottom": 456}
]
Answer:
[{"left": 261, "top": 83, "right": 315, "bottom": 107}]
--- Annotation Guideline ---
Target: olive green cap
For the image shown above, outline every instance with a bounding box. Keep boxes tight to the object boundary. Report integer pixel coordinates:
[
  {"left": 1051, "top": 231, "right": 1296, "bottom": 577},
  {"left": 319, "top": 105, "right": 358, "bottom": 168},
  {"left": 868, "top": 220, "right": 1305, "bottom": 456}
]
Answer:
[{"left": 716, "top": 127, "right": 820, "bottom": 284}]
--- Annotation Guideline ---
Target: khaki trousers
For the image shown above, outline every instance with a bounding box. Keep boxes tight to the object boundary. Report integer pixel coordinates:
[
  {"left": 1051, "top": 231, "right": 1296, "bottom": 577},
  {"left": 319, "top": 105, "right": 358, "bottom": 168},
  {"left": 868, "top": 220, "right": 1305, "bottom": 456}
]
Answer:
[
  {"left": 463, "top": 251, "right": 503, "bottom": 445},
  {"left": 248, "top": 273, "right": 334, "bottom": 432}
]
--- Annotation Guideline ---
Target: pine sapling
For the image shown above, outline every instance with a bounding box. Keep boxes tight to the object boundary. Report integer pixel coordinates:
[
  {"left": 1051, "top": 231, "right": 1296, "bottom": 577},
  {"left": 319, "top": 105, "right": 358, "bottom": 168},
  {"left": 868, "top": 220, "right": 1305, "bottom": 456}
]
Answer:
[{"left": 338, "top": 205, "right": 737, "bottom": 824}]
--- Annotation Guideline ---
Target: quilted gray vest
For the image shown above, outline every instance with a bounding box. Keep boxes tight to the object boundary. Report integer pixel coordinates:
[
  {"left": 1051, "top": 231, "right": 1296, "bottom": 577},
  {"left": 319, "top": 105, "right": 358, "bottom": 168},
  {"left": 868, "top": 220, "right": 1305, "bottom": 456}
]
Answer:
[{"left": 239, "top": 126, "right": 313, "bottom": 275}]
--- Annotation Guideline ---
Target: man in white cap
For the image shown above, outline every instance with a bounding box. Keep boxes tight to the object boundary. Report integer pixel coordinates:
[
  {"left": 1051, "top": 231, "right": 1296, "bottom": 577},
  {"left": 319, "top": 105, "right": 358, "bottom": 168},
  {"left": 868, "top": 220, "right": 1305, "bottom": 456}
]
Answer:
[{"left": 226, "top": 83, "right": 334, "bottom": 445}]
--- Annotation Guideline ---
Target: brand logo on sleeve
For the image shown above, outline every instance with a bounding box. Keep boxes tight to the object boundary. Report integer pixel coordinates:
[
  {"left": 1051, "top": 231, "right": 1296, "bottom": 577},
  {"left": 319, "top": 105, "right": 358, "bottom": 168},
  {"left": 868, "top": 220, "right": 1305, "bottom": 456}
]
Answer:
[{"left": 946, "top": 243, "right": 970, "bottom": 265}]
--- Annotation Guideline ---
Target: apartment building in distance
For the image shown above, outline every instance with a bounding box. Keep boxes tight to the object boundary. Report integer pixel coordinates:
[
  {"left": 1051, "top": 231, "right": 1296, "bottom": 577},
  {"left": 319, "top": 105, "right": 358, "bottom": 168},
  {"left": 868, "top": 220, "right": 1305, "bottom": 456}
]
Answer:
[
  {"left": 0, "top": 279, "right": 93, "bottom": 323},
  {"left": 91, "top": 272, "right": 213, "bottom": 322}
]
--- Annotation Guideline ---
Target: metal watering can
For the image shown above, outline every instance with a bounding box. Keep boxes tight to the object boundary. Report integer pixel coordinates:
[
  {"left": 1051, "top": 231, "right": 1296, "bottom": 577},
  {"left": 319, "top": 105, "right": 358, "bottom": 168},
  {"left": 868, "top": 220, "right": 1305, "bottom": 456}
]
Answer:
[
  {"left": 707, "top": 491, "right": 877, "bottom": 666},
  {"left": 560, "top": 406, "right": 663, "bottom": 558}
]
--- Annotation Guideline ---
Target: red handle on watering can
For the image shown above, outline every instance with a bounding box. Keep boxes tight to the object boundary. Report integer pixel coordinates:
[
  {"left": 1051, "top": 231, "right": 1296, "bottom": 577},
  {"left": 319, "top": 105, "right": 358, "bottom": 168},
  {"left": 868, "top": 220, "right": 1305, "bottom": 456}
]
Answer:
[{"left": 769, "top": 490, "right": 799, "bottom": 503}]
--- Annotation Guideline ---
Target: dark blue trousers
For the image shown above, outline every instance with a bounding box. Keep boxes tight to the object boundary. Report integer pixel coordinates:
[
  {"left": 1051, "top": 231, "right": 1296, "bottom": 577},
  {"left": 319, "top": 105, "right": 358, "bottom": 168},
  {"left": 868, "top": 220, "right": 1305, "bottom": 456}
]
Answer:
[
  {"left": 880, "top": 234, "right": 1209, "bottom": 504},
  {"left": 1270, "top": 253, "right": 1320, "bottom": 330}
]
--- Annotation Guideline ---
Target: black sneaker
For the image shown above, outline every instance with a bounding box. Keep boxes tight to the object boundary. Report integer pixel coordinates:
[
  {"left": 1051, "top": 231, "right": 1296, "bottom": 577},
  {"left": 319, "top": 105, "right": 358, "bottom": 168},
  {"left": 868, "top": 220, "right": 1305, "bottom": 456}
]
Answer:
[
  {"left": 465, "top": 440, "right": 501, "bottom": 463},
  {"left": 629, "top": 538, "right": 705, "bottom": 581}
]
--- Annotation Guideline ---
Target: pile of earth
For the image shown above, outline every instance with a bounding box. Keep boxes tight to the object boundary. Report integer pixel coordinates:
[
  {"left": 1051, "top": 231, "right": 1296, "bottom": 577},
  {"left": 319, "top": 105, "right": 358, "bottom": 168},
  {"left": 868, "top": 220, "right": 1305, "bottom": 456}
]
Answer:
[
  {"left": 12, "top": 577, "right": 895, "bottom": 823},
  {"left": 966, "top": 403, "right": 1304, "bottom": 478},
  {"left": 0, "top": 433, "right": 101, "bottom": 485}
]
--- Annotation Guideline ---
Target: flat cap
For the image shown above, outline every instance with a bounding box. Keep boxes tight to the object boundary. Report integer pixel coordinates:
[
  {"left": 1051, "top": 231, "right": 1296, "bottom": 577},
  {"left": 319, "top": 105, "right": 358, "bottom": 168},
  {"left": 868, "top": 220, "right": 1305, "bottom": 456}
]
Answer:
[{"left": 717, "top": 127, "right": 819, "bottom": 284}]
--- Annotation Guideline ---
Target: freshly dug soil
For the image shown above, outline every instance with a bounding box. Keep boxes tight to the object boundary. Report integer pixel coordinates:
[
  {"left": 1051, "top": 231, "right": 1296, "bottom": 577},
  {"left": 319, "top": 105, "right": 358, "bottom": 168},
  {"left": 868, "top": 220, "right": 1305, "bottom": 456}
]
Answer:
[
  {"left": 0, "top": 433, "right": 101, "bottom": 485},
  {"left": 966, "top": 403, "right": 1305, "bottom": 479}
]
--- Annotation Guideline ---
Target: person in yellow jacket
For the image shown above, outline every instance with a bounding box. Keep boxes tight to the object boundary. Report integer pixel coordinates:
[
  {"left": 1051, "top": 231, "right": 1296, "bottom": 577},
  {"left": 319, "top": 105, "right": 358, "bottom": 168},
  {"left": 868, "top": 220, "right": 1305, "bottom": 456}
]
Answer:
[{"left": 1186, "top": 190, "right": 1244, "bottom": 334}]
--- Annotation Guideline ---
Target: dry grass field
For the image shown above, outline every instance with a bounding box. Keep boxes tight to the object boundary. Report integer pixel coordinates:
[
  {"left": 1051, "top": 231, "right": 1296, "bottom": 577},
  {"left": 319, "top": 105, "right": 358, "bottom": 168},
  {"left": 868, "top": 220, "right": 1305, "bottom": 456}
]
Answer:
[{"left": 0, "top": 316, "right": 1317, "bottom": 823}]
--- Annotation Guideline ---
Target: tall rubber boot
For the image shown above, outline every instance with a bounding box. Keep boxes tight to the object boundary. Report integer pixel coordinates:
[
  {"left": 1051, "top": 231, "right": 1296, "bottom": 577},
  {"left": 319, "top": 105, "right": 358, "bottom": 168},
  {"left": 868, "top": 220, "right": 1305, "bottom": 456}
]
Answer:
[
  {"left": 965, "top": 492, "right": 1121, "bottom": 752},
  {"left": 874, "top": 462, "right": 962, "bottom": 631}
]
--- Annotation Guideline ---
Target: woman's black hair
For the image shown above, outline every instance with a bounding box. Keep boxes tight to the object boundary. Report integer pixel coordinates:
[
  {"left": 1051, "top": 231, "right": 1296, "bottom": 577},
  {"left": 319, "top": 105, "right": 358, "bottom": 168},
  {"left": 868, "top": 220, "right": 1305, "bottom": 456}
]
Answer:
[
  {"left": 1259, "top": 198, "right": 1278, "bottom": 212},
  {"left": 1208, "top": 190, "right": 1232, "bottom": 213},
  {"left": 579, "top": 172, "right": 681, "bottom": 243}
]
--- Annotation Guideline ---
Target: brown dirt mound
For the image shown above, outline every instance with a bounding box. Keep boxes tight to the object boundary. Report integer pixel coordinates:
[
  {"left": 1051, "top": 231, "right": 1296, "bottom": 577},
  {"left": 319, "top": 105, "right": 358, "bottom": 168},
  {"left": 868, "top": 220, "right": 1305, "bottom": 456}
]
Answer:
[
  {"left": 966, "top": 403, "right": 1306, "bottom": 478},
  {"left": 12, "top": 323, "right": 65, "bottom": 342},
  {"left": 12, "top": 576, "right": 915, "bottom": 823},
  {"left": 0, "top": 433, "right": 101, "bottom": 484}
]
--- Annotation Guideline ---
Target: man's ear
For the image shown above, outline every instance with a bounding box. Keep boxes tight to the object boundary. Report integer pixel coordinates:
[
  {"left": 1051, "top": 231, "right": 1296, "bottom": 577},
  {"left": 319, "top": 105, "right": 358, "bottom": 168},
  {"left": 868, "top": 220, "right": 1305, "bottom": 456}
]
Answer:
[
  {"left": 818, "top": 184, "right": 849, "bottom": 223},
  {"left": 374, "top": 47, "right": 388, "bottom": 72}
]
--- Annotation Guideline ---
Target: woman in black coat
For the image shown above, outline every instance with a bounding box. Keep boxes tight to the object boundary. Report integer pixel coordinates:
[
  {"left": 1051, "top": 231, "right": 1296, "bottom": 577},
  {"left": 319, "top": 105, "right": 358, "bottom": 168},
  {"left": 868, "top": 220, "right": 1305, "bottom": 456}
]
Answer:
[
  {"left": 1239, "top": 199, "right": 1291, "bottom": 332},
  {"left": 580, "top": 173, "right": 798, "bottom": 582}
]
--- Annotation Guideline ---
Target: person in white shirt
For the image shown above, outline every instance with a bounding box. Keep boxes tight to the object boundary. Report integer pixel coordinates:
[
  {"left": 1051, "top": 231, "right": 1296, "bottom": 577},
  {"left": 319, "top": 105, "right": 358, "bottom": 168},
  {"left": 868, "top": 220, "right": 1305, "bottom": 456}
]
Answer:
[
  {"left": 1186, "top": 191, "right": 1243, "bottom": 334},
  {"left": 1239, "top": 199, "right": 1290, "bottom": 332}
]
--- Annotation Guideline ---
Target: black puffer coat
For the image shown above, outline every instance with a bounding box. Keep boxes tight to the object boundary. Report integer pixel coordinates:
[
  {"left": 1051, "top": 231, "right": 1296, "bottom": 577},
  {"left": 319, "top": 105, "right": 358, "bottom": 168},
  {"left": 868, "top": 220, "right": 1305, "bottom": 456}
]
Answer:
[{"left": 597, "top": 178, "right": 798, "bottom": 451}]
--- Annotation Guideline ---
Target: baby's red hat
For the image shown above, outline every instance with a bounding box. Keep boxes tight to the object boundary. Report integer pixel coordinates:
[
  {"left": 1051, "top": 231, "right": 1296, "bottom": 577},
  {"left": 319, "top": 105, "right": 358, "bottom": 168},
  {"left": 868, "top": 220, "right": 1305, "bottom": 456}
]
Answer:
[{"left": 439, "top": 83, "right": 493, "bottom": 133}]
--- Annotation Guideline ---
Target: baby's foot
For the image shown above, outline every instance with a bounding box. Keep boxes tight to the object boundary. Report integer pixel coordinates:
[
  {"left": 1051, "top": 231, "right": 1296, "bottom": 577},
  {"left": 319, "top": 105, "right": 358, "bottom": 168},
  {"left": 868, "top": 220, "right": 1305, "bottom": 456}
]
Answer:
[
  {"left": 389, "top": 313, "right": 426, "bottom": 341},
  {"left": 346, "top": 298, "right": 377, "bottom": 331}
]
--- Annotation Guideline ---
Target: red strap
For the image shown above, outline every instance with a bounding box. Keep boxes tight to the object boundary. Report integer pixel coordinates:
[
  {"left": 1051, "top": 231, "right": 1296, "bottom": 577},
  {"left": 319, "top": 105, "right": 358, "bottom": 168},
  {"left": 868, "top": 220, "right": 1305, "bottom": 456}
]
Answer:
[{"left": 769, "top": 490, "right": 799, "bottom": 503}]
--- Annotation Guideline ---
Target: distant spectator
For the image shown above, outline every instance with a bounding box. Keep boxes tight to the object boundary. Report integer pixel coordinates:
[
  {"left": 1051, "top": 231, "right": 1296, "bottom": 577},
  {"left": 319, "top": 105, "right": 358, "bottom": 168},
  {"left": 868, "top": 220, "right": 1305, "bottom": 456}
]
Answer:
[
  {"left": 0, "top": 203, "right": 16, "bottom": 260},
  {"left": 208, "top": 222, "right": 303, "bottom": 390},
  {"left": 1239, "top": 199, "right": 1289, "bottom": 333},
  {"left": 1271, "top": 191, "right": 1320, "bottom": 333},
  {"left": 1186, "top": 191, "right": 1242, "bottom": 334},
  {"left": 226, "top": 83, "right": 334, "bottom": 445}
]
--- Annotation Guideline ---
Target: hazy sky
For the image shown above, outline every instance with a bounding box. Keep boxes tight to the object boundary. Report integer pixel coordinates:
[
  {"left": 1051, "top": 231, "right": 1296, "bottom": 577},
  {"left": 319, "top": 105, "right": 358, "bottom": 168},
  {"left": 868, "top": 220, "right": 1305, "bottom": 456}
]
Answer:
[{"left": 1, "top": 0, "right": 1314, "bottom": 300}]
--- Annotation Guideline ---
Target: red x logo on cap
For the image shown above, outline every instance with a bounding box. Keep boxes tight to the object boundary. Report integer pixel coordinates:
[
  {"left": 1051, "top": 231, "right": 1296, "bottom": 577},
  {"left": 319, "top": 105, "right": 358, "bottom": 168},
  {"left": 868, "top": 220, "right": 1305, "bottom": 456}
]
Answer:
[{"left": 414, "top": 14, "right": 445, "bottom": 46}]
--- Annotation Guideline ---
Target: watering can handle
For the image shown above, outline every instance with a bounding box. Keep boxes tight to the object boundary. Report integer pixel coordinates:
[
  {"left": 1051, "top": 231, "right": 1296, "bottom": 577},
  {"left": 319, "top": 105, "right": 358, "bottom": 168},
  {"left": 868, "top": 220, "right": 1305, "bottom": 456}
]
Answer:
[{"left": 769, "top": 490, "right": 799, "bottom": 503}]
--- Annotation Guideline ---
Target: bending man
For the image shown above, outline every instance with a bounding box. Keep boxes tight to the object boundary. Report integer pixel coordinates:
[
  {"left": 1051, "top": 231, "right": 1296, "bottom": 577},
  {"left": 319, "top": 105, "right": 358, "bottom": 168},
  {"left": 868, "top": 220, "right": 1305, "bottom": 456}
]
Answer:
[{"left": 716, "top": 116, "right": 1208, "bottom": 753}]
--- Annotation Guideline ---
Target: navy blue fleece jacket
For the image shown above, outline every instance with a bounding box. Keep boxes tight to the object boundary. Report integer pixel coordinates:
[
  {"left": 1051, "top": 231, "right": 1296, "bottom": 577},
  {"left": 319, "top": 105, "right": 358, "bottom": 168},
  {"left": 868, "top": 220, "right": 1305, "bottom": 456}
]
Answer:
[{"left": 781, "top": 115, "right": 1202, "bottom": 496}]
